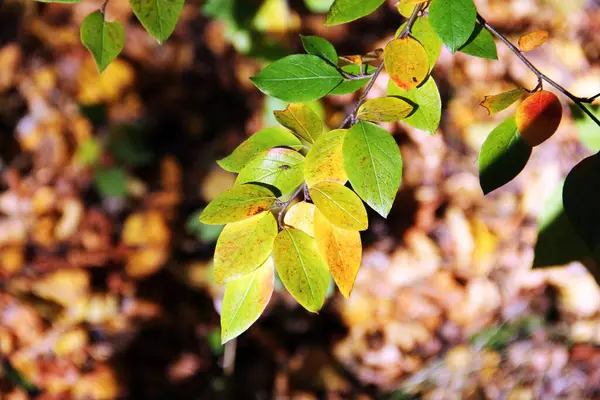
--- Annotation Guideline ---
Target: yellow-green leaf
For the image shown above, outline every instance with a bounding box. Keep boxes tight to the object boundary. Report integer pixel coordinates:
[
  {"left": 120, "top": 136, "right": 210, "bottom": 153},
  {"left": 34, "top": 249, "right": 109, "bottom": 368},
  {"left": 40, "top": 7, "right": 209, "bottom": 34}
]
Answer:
[
  {"left": 214, "top": 212, "right": 278, "bottom": 283},
  {"left": 236, "top": 148, "right": 305, "bottom": 196},
  {"left": 304, "top": 129, "right": 347, "bottom": 187},
  {"left": 200, "top": 184, "right": 277, "bottom": 225},
  {"left": 357, "top": 97, "right": 414, "bottom": 122},
  {"left": 384, "top": 37, "right": 429, "bottom": 92},
  {"left": 129, "top": 0, "right": 184, "bottom": 44},
  {"left": 397, "top": 17, "right": 442, "bottom": 69},
  {"left": 221, "top": 258, "right": 274, "bottom": 343},
  {"left": 283, "top": 201, "right": 316, "bottom": 237},
  {"left": 388, "top": 76, "right": 441, "bottom": 134},
  {"left": 480, "top": 88, "right": 526, "bottom": 115},
  {"left": 314, "top": 210, "right": 361, "bottom": 298},
  {"left": 274, "top": 103, "right": 323, "bottom": 144},
  {"left": 273, "top": 228, "right": 330, "bottom": 312},
  {"left": 309, "top": 181, "right": 368, "bottom": 231}
]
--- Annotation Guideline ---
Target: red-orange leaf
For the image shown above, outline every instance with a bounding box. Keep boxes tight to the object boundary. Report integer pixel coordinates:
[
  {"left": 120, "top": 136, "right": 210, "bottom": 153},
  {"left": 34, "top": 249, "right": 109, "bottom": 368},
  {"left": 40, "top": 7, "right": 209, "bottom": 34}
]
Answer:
[{"left": 518, "top": 30, "right": 549, "bottom": 52}]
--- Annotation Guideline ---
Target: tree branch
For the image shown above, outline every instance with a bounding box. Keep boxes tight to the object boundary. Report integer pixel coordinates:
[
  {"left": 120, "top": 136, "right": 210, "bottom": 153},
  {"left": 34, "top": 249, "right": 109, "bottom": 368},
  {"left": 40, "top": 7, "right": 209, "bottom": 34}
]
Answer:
[
  {"left": 477, "top": 14, "right": 600, "bottom": 128},
  {"left": 277, "top": 184, "right": 305, "bottom": 230}
]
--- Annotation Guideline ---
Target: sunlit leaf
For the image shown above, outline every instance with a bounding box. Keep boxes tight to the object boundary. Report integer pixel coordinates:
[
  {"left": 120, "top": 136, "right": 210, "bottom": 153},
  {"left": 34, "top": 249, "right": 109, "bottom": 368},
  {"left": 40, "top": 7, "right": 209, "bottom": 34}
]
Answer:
[
  {"left": 515, "top": 90, "right": 563, "bottom": 147},
  {"left": 304, "top": 0, "right": 335, "bottom": 13},
  {"left": 273, "top": 228, "right": 330, "bottom": 312},
  {"left": 274, "top": 103, "right": 323, "bottom": 144},
  {"left": 388, "top": 76, "right": 441, "bottom": 134},
  {"left": 251, "top": 54, "right": 343, "bottom": 102},
  {"left": 80, "top": 12, "right": 125, "bottom": 73},
  {"left": 304, "top": 129, "right": 347, "bottom": 187},
  {"left": 325, "top": 0, "right": 385, "bottom": 26},
  {"left": 357, "top": 97, "right": 414, "bottom": 122},
  {"left": 343, "top": 121, "right": 402, "bottom": 217},
  {"left": 221, "top": 258, "right": 274, "bottom": 343},
  {"left": 478, "top": 117, "right": 532, "bottom": 195},
  {"left": 397, "top": 2, "right": 416, "bottom": 18},
  {"left": 480, "top": 88, "right": 526, "bottom": 115},
  {"left": 397, "top": 17, "right": 442, "bottom": 69},
  {"left": 236, "top": 148, "right": 305, "bottom": 196},
  {"left": 253, "top": 0, "right": 299, "bottom": 34},
  {"left": 314, "top": 210, "right": 361, "bottom": 298},
  {"left": 217, "top": 128, "right": 302, "bottom": 173},
  {"left": 429, "top": 0, "right": 477, "bottom": 52},
  {"left": 200, "top": 184, "right": 277, "bottom": 225},
  {"left": 129, "top": 0, "right": 185, "bottom": 44},
  {"left": 284, "top": 201, "right": 316, "bottom": 236},
  {"left": 214, "top": 212, "right": 278, "bottom": 283},
  {"left": 518, "top": 30, "right": 549, "bottom": 52},
  {"left": 458, "top": 23, "right": 497, "bottom": 60},
  {"left": 301, "top": 35, "right": 338, "bottom": 65},
  {"left": 384, "top": 37, "right": 429, "bottom": 91},
  {"left": 310, "top": 181, "right": 368, "bottom": 231}
]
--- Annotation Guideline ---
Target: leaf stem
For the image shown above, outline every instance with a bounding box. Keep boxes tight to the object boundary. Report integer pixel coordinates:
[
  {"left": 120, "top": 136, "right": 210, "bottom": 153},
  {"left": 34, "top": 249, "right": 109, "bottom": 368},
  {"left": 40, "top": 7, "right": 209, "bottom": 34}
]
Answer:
[
  {"left": 339, "top": 3, "right": 424, "bottom": 129},
  {"left": 478, "top": 14, "right": 600, "bottom": 128},
  {"left": 277, "top": 184, "right": 306, "bottom": 230},
  {"left": 100, "top": 0, "right": 110, "bottom": 14}
]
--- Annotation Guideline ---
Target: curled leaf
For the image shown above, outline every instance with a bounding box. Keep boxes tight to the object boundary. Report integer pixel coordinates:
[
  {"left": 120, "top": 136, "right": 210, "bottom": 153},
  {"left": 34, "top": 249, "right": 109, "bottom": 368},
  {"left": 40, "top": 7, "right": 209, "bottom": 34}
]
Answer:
[
  {"left": 518, "top": 30, "right": 549, "bottom": 52},
  {"left": 274, "top": 103, "right": 323, "bottom": 144},
  {"left": 480, "top": 88, "right": 526, "bottom": 115}
]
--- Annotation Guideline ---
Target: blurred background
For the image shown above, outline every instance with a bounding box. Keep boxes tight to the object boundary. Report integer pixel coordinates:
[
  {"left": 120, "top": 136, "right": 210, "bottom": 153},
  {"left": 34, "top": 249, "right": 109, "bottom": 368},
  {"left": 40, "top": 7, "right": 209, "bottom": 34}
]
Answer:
[{"left": 1, "top": 0, "right": 600, "bottom": 398}]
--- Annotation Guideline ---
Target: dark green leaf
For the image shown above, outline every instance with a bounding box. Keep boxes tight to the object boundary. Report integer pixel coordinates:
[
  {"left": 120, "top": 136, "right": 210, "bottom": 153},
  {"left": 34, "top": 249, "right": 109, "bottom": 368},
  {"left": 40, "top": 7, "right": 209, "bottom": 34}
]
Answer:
[
  {"left": 80, "top": 11, "right": 125, "bottom": 73},
  {"left": 325, "top": 0, "right": 385, "bottom": 26},
  {"left": 429, "top": 0, "right": 477, "bottom": 52},
  {"left": 301, "top": 35, "right": 338, "bottom": 65},
  {"left": 107, "top": 124, "right": 153, "bottom": 167},
  {"left": 459, "top": 23, "right": 497, "bottom": 59},
  {"left": 95, "top": 167, "right": 128, "bottom": 198},
  {"left": 129, "top": 0, "right": 184, "bottom": 44}
]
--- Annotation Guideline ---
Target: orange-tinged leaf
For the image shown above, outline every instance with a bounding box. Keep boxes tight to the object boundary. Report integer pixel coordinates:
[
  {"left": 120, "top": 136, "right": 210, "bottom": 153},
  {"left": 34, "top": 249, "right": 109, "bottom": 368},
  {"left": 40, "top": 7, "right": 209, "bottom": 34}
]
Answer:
[
  {"left": 314, "top": 210, "right": 361, "bottom": 298},
  {"left": 283, "top": 201, "right": 316, "bottom": 236},
  {"left": 200, "top": 184, "right": 277, "bottom": 225},
  {"left": 273, "top": 228, "right": 330, "bottom": 312},
  {"left": 480, "top": 88, "right": 526, "bottom": 115},
  {"left": 338, "top": 49, "right": 383, "bottom": 67},
  {"left": 357, "top": 96, "right": 414, "bottom": 122},
  {"left": 274, "top": 103, "right": 323, "bottom": 144},
  {"left": 515, "top": 90, "right": 563, "bottom": 147},
  {"left": 214, "top": 212, "right": 278, "bottom": 283},
  {"left": 384, "top": 37, "right": 429, "bottom": 91},
  {"left": 304, "top": 129, "right": 347, "bottom": 187},
  {"left": 309, "top": 181, "right": 368, "bottom": 231},
  {"left": 518, "top": 30, "right": 549, "bottom": 52},
  {"left": 221, "top": 257, "right": 274, "bottom": 343}
]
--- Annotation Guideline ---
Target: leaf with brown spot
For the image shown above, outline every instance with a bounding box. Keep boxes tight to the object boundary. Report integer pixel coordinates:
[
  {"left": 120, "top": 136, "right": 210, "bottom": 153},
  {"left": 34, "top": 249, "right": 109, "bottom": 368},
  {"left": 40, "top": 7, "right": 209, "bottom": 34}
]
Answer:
[
  {"left": 384, "top": 37, "right": 429, "bottom": 92},
  {"left": 310, "top": 181, "right": 368, "bottom": 231},
  {"left": 518, "top": 30, "right": 549, "bottom": 52},
  {"left": 200, "top": 184, "right": 277, "bottom": 225},
  {"left": 357, "top": 97, "right": 414, "bottom": 122}
]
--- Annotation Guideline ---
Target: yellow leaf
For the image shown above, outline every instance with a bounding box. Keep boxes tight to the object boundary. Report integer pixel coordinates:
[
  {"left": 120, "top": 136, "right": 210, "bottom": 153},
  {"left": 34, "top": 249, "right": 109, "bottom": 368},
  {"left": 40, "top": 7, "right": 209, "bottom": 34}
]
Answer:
[
  {"left": 397, "top": 2, "right": 416, "bottom": 18},
  {"left": 314, "top": 210, "right": 361, "bottom": 298},
  {"left": 284, "top": 201, "right": 316, "bottom": 236},
  {"left": 357, "top": 96, "right": 414, "bottom": 122},
  {"left": 384, "top": 37, "right": 429, "bottom": 91},
  {"left": 518, "top": 30, "right": 549, "bottom": 52},
  {"left": 309, "top": 181, "right": 368, "bottom": 231},
  {"left": 273, "top": 103, "right": 323, "bottom": 144},
  {"left": 480, "top": 88, "right": 526, "bottom": 115},
  {"left": 304, "top": 129, "right": 347, "bottom": 187}
]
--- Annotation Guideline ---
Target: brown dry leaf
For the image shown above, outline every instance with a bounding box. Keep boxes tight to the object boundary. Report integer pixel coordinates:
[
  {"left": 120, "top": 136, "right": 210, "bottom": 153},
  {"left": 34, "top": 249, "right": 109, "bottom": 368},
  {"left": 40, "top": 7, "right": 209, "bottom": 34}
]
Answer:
[
  {"left": 78, "top": 58, "right": 135, "bottom": 105},
  {"left": 518, "top": 30, "right": 549, "bottom": 52},
  {"left": 53, "top": 327, "right": 88, "bottom": 357},
  {"left": 32, "top": 269, "right": 90, "bottom": 307},
  {"left": 0, "top": 44, "right": 21, "bottom": 92},
  {"left": 72, "top": 366, "right": 119, "bottom": 400},
  {"left": 200, "top": 166, "right": 236, "bottom": 202},
  {"left": 1, "top": 246, "right": 24, "bottom": 276},
  {"left": 126, "top": 247, "right": 170, "bottom": 278},
  {"left": 122, "top": 210, "right": 170, "bottom": 247}
]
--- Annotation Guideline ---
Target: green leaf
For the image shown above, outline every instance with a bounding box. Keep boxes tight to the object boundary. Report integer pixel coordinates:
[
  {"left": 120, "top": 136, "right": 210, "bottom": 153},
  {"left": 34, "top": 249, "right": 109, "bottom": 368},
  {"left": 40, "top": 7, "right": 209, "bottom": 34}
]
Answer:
[
  {"left": 95, "top": 167, "right": 128, "bottom": 198},
  {"left": 251, "top": 54, "right": 344, "bottom": 102},
  {"left": 458, "top": 23, "right": 497, "bottom": 60},
  {"left": 214, "top": 212, "right": 278, "bottom": 283},
  {"left": 571, "top": 104, "right": 600, "bottom": 152},
  {"left": 357, "top": 97, "right": 414, "bottom": 122},
  {"left": 200, "top": 184, "right": 277, "bottom": 225},
  {"left": 221, "top": 257, "right": 274, "bottom": 343},
  {"left": 310, "top": 181, "right": 368, "bottom": 231},
  {"left": 343, "top": 121, "right": 402, "bottom": 217},
  {"left": 563, "top": 152, "right": 600, "bottom": 260},
  {"left": 80, "top": 11, "right": 125, "bottom": 73},
  {"left": 273, "top": 228, "right": 330, "bottom": 312},
  {"left": 429, "top": 0, "right": 477, "bottom": 52},
  {"left": 236, "top": 148, "right": 305, "bottom": 196},
  {"left": 478, "top": 117, "right": 532, "bottom": 195},
  {"left": 304, "top": 129, "right": 347, "bottom": 187},
  {"left": 304, "top": 0, "right": 334, "bottom": 13},
  {"left": 129, "top": 0, "right": 184, "bottom": 44},
  {"left": 325, "top": 0, "right": 385, "bottom": 26},
  {"left": 533, "top": 181, "right": 591, "bottom": 268},
  {"left": 217, "top": 127, "right": 302, "bottom": 173},
  {"left": 301, "top": 35, "right": 338, "bottom": 65},
  {"left": 398, "top": 17, "right": 442, "bottom": 69},
  {"left": 329, "top": 64, "right": 375, "bottom": 96},
  {"left": 388, "top": 76, "right": 441, "bottom": 134},
  {"left": 75, "top": 138, "right": 102, "bottom": 166},
  {"left": 480, "top": 88, "right": 526, "bottom": 115},
  {"left": 274, "top": 103, "right": 323, "bottom": 144}
]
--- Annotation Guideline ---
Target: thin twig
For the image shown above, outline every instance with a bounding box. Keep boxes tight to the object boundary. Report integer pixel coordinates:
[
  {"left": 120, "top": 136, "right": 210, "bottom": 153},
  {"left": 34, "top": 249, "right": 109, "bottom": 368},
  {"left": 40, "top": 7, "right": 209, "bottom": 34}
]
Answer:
[
  {"left": 100, "top": 0, "right": 110, "bottom": 14},
  {"left": 277, "top": 184, "right": 305, "bottom": 230},
  {"left": 339, "top": 3, "right": 425, "bottom": 129},
  {"left": 478, "top": 14, "right": 600, "bottom": 128}
]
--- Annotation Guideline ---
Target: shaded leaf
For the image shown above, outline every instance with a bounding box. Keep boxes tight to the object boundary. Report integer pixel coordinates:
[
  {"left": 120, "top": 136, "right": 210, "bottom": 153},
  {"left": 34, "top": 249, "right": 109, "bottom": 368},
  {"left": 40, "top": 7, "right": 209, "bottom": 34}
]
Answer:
[
  {"left": 478, "top": 117, "right": 532, "bottom": 194},
  {"left": 459, "top": 23, "right": 497, "bottom": 60},
  {"left": 388, "top": 76, "right": 441, "bottom": 134},
  {"left": 384, "top": 37, "right": 429, "bottom": 91},
  {"left": 301, "top": 35, "right": 338, "bottom": 65},
  {"left": 519, "top": 30, "right": 549, "bottom": 52},
  {"left": 221, "top": 258, "right": 274, "bottom": 343},
  {"left": 236, "top": 148, "right": 305, "bottom": 196},
  {"left": 95, "top": 167, "right": 128, "bottom": 197},
  {"left": 273, "top": 228, "right": 330, "bottom": 312},
  {"left": 480, "top": 88, "right": 526, "bottom": 115},
  {"left": 310, "top": 181, "right": 368, "bottom": 231},
  {"left": 251, "top": 54, "right": 343, "bottom": 102},
  {"left": 200, "top": 184, "right": 277, "bottom": 225},
  {"left": 397, "top": 17, "right": 442, "bottom": 69},
  {"left": 217, "top": 128, "right": 302, "bottom": 173},
  {"left": 284, "top": 201, "right": 316, "bottom": 236},
  {"left": 357, "top": 97, "right": 414, "bottom": 122},
  {"left": 80, "top": 11, "right": 125, "bottom": 73},
  {"left": 325, "top": 0, "right": 385, "bottom": 26},
  {"left": 129, "top": 0, "right": 185, "bottom": 44},
  {"left": 274, "top": 103, "right": 323, "bottom": 144},
  {"left": 429, "top": 0, "right": 477, "bottom": 52},
  {"left": 304, "top": 129, "right": 347, "bottom": 187},
  {"left": 214, "top": 212, "right": 278, "bottom": 283},
  {"left": 343, "top": 121, "right": 402, "bottom": 217}
]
